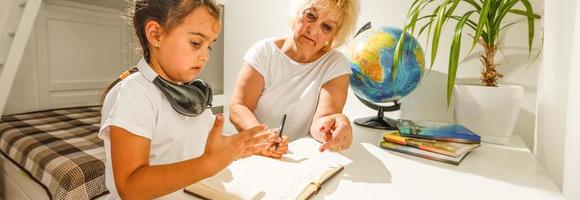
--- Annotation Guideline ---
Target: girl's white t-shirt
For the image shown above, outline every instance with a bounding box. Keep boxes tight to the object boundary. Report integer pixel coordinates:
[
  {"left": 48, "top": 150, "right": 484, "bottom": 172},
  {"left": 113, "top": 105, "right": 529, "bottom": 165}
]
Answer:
[
  {"left": 99, "top": 58, "right": 214, "bottom": 199},
  {"left": 244, "top": 39, "right": 352, "bottom": 141}
]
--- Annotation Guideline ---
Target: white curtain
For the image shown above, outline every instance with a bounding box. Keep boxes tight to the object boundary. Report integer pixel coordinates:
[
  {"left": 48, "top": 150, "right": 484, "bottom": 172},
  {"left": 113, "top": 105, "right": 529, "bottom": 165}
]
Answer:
[{"left": 562, "top": 1, "right": 580, "bottom": 199}]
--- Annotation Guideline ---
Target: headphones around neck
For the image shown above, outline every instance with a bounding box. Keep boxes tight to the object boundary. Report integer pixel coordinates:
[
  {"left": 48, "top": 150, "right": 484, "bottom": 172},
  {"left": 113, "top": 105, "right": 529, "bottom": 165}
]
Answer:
[
  {"left": 120, "top": 67, "right": 213, "bottom": 117},
  {"left": 152, "top": 76, "right": 213, "bottom": 117}
]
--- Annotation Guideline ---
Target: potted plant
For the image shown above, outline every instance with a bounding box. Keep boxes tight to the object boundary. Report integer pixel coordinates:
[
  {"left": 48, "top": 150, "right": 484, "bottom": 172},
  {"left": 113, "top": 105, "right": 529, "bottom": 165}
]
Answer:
[{"left": 393, "top": 0, "right": 541, "bottom": 144}]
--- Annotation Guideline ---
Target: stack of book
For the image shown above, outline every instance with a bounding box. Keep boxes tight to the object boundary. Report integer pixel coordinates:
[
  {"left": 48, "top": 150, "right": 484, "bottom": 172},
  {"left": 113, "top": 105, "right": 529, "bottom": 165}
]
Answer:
[{"left": 379, "top": 119, "right": 481, "bottom": 165}]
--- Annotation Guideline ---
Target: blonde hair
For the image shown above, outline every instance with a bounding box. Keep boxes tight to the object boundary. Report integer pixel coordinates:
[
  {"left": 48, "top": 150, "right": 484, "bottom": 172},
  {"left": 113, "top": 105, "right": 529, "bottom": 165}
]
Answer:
[{"left": 288, "top": 0, "right": 359, "bottom": 49}]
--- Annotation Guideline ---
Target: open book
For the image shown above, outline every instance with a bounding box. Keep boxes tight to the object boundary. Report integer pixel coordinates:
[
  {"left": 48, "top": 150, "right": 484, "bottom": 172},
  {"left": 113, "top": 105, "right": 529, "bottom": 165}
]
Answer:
[{"left": 184, "top": 137, "right": 352, "bottom": 200}]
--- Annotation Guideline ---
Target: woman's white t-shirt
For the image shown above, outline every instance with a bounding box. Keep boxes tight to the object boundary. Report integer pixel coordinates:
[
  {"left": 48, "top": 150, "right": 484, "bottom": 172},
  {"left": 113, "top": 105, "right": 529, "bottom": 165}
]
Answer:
[
  {"left": 244, "top": 39, "right": 352, "bottom": 141},
  {"left": 99, "top": 58, "right": 214, "bottom": 199}
]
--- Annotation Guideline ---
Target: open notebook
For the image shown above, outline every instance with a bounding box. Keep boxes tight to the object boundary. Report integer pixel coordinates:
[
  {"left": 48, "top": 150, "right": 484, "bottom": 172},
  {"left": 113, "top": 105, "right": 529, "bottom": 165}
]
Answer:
[{"left": 184, "top": 137, "right": 352, "bottom": 200}]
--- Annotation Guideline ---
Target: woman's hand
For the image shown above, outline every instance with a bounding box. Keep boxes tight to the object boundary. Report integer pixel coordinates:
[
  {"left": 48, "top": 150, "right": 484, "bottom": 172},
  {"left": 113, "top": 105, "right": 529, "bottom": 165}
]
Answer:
[
  {"left": 312, "top": 114, "right": 353, "bottom": 152},
  {"left": 204, "top": 114, "right": 273, "bottom": 168},
  {"left": 256, "top": 129, "right": 289, "bottom": 159}
]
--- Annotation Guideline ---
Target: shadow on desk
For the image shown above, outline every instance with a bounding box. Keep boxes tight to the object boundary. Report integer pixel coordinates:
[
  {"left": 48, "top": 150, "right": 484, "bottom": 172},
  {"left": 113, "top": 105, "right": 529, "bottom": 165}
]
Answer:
[
  {"left": 315, "top": 137, "right": 392, "bottom": 196},
  {"left": 340, "top": 142, "right": 392, "bottom": 184}
]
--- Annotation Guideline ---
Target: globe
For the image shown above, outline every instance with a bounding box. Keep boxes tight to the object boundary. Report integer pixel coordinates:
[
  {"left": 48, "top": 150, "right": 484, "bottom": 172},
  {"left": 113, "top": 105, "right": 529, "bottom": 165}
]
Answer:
[
  {"left": 347, "top": 25, "right": 425, "bottom": 130},
  {"left": 348, "top": 26, "right": 424, "bottom": 103}
]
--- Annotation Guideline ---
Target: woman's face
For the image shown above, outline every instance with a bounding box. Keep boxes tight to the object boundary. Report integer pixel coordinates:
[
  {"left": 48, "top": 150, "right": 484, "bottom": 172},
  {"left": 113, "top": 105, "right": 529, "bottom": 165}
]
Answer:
[
  {"left": 156, "top": 7, "right": 221, "bottom": 83},
  {"left": 292, "top": 4, "right": 339, "bottom": 54}
]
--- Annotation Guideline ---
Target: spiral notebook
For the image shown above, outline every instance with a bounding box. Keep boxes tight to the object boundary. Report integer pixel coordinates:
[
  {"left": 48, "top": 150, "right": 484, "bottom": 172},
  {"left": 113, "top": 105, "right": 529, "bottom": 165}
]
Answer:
[{"left": 183, "top": 137, "right": 352, "bottom": 200}]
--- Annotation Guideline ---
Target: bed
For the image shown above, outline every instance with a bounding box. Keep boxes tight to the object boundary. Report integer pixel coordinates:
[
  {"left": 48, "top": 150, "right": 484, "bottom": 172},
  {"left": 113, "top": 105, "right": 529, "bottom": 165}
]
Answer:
[{"left": 0, "top": 106, "right": 108, "bottom": 199}]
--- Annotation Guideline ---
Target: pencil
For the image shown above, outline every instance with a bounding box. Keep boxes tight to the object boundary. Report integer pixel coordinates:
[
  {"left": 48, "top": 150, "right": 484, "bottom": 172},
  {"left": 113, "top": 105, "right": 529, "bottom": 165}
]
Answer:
[{"left": 275, "top": 114, "right": 287, "bottom": 150}]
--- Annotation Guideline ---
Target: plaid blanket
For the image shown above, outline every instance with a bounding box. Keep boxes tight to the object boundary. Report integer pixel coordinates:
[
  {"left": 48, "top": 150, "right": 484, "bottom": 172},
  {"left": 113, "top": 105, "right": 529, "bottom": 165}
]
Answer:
[{"left": 0, "top": 106, "right": 108, "bottom": 199}]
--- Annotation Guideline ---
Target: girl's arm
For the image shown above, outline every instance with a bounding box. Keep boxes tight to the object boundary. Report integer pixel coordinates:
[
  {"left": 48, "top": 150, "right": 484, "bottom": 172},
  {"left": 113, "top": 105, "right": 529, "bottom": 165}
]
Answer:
[
  {"left": 309, "top": 74, "right": 353, "bottom": 152},
  {"left": 110, "top": 114, "right": 272, "bottom": 199},
  {"left": 229, "top": 63, "right": 264, "bottom": 131}
]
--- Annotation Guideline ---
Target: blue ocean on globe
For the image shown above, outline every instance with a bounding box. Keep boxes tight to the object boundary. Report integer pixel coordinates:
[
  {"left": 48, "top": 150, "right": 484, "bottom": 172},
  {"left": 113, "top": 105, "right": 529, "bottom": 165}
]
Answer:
[{"left": 348, "top": 26, "right": 425, "bottom": 103}]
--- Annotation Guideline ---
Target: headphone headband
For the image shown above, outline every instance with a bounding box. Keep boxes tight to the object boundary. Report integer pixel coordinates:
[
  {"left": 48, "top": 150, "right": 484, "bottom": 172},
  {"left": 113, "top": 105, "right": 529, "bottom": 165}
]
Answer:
[{"left": 153, "top": 76, "right": 213, "bottom": 117}]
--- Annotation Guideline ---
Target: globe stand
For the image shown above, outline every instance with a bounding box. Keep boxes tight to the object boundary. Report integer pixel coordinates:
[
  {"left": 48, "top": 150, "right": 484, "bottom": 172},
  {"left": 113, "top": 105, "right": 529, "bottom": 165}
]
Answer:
[{"left": 353, "top": 95, "right": 400, "bottom": 130}]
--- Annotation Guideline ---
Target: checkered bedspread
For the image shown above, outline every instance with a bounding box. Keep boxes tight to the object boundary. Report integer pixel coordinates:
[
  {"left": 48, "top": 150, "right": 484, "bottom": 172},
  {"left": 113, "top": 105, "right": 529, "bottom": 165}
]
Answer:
[{"left": 0, "top": 106, "right": 108, "bottom": 199}]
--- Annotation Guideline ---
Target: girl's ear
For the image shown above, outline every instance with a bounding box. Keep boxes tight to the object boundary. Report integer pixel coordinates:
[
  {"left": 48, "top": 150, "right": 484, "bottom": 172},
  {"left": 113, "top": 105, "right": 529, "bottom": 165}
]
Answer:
[{"left": 145, "top": 20, "right": 163, "bottom": 48}]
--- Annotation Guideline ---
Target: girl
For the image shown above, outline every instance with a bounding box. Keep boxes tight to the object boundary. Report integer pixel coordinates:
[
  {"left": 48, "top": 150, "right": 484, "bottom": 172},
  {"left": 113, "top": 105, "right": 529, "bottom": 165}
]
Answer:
[
  {"left": 229, "top": 0, "right": 359, "bottom": 158},
  {"left": 99, "top": 0, "right": 275, "bottom": 199}
]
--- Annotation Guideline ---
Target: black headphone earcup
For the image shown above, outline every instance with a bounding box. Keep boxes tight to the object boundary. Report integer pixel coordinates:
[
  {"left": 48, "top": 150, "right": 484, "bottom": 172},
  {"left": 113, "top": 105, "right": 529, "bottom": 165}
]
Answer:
[{"left": 191, "top": 79, "right": 213, "bottom": 107}]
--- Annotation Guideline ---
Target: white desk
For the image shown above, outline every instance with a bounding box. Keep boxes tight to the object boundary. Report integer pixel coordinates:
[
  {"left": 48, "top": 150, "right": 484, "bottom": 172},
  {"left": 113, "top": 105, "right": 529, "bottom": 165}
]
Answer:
[{"left": 312, "top": 124, "right": 564, "bottom": 200}]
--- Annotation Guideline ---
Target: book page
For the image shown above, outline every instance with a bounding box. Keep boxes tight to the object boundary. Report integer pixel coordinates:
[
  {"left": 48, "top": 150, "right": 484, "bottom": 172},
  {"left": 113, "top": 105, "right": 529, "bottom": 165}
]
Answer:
[{"left": 186, "top": 137, "right": 352, "bottom": 200}]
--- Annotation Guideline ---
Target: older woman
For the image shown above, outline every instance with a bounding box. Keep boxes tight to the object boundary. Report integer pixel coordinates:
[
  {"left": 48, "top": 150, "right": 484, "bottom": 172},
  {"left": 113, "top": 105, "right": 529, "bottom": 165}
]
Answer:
[{"left": 229, "top": 0, "right": 359, "bottom": 158}]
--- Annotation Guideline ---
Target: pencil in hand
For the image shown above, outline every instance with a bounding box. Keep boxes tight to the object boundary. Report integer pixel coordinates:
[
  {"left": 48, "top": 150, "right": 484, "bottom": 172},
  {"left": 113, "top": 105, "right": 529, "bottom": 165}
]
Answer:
[{"left": 274, "top": 114, "right": 286, "bottom": 150}]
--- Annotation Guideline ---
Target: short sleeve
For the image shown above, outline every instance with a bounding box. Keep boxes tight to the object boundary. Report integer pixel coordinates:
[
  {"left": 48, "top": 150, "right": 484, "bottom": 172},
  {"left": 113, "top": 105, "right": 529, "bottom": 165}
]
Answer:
[
  {"left": 99, "top": 81, "right": 156, "bottom": 140},
  {"left": 322, "top": 52, "right": 352, "bottom": 84},
  {"left": 243, "top": 39, "right": 269, "bottom": 76}
]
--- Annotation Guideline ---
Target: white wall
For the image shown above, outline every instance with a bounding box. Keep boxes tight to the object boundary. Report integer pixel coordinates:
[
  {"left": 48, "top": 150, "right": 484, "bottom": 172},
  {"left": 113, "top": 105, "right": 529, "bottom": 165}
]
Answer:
[
  {"left": 222, "top": 0, "right": 543, "bottom": 151},
  {"left": 562, "top": 2, "right": 580, "bottom": 196},
  {"left": 536, "top": 0, "right": 577, "bottom": 191}
]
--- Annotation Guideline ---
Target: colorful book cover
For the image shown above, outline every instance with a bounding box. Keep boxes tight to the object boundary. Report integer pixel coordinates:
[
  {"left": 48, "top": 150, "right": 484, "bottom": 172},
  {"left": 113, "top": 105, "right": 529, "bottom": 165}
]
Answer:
[
  {"left": 379, "top": 141, "right": 469, "bottom": 165},
  {"left": 383, "top": 132, "right": 480, "bottom": 157},
  {"left": 397, "top": 119, "right": 481, "bottom": 144}
]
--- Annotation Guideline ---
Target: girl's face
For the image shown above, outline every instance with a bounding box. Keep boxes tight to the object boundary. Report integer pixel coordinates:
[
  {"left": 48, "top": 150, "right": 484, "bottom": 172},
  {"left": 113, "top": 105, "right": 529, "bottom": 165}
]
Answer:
[
  {"left": 154, "top": 7, "right": 221, "bottom": 83},
  {"left": 293, "top": 3, "right": 339, "bottom": 55}
]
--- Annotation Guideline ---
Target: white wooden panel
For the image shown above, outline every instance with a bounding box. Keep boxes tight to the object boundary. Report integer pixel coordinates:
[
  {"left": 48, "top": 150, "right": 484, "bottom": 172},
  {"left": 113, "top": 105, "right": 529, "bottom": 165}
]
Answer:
[
  {"left": 49, "top": 81, "right": 111, "bottom": 91},
  {"left": 48, "top": 89, "right": 102, "bottom": 107},
  {"left": 46, "top": 20, "right": 124, "bottom": 82},
  {"left": 35, "top": 2, "right": 129, "bottom": 109}
]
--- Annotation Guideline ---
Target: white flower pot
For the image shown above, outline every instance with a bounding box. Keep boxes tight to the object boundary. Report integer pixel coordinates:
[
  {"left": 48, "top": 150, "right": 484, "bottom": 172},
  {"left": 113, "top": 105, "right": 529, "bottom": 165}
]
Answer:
[{"left": 453, "top": 84, "right": 524, "bottom": 144}]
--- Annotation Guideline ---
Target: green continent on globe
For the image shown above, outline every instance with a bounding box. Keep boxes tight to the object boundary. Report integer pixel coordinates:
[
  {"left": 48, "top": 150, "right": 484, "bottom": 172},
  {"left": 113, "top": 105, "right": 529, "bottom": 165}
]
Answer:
[{"left": 351, "top": 32, "right": 395, "bottom": 83}]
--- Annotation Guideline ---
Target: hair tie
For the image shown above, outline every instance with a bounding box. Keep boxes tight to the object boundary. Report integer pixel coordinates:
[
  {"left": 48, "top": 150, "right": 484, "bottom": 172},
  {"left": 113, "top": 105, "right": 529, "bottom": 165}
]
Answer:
[{"left": 119, "top": 70, "right": 132, "bottom": 80}]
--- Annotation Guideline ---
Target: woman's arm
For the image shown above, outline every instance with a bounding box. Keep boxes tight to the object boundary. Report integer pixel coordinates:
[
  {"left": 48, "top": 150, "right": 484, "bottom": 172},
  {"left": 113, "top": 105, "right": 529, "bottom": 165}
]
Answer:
[
  {"left": 229, "top": 63, "right": 289, "bottom": 158},
  {"left": 110, "top": 114, "right": 271, "bottom": 199},
  {"left": 229, "top": 63, "right": 265, "bottom": 131},
  {"left": 310, "top": 74, "right": 353, "bottom": 151}
]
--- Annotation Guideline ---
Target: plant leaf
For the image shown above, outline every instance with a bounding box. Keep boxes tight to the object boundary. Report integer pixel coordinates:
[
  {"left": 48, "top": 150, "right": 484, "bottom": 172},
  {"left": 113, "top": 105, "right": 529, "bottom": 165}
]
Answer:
[
  {"left": 509, "top": 9, "right": 541, "bottom": 19},
  {"left": 470, "top": 0, "right": 492, "bottom": 52},
  {"left": 418, "top": 18, "right": 435, "bottom": 36},
  {"left": 491, "top": 0, "right": 519, "bottom": 44},
  {"left": 500, "top": 21, "right": 519, "bottom": 31},
  {"left": 517, "top": 0, "right": 536, "bottom": 54},
  {"left": 449, "top": 16, "right": 478, "bottom": 31},
  {"left": 430, "top": 0, "right": 454, "bottom": 69},
  {"left": 447, "top": 11, "right": 477, "bottom": 106}
]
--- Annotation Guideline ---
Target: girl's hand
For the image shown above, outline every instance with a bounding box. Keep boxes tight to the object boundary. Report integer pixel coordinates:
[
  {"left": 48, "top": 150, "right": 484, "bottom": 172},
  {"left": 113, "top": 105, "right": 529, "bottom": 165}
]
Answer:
[
  {"left": 203, "top": 114, "right": 271, "bottom": 168},
  {"left": 256, "top": 130, "right": 289, "bottom": 159},
  {"left": 313, "top": 114, "right": 353, "bottom": 152}
]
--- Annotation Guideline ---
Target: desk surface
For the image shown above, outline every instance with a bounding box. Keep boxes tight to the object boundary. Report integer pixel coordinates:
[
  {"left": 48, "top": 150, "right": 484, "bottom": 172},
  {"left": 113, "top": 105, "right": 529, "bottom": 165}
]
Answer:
[{"left": 312, "top": 124, "right": 564, "bottom": 200}]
